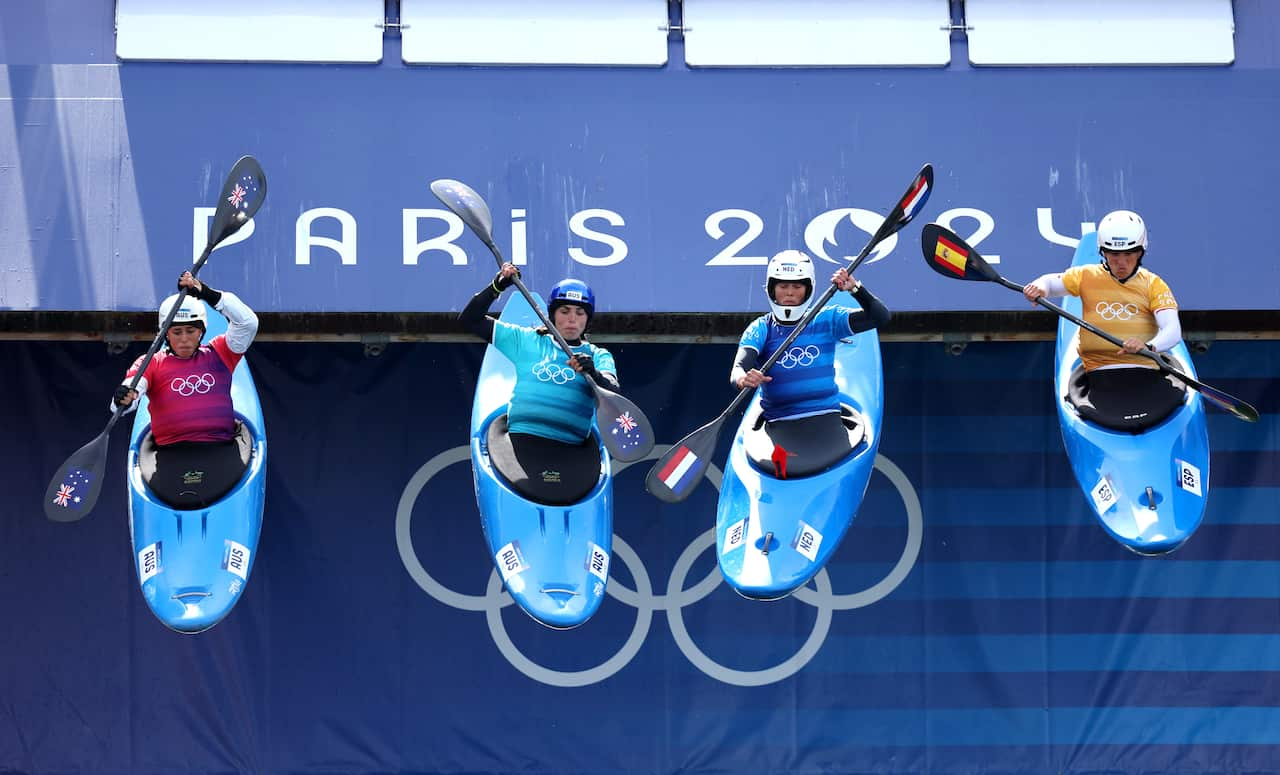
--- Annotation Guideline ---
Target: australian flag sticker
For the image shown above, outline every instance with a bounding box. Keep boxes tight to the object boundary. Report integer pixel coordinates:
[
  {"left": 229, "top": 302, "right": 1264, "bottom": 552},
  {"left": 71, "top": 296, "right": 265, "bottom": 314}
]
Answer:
[
  {"left": 610, "top": 410, "right": 646, "bottom": 453},
  {"left": 51, "top": 468, "right": 93, "bottom": 511}
]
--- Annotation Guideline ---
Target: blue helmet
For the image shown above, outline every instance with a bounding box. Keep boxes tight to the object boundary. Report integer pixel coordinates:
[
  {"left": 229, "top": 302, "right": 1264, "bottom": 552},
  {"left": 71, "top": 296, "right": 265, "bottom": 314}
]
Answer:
[{"left": 547, "top": 278, "right": 595, "bottom": 321}]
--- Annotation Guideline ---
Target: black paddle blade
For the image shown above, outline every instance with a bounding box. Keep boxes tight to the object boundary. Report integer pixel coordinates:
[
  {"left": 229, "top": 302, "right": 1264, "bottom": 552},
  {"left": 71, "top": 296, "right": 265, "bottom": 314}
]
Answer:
[
  {"left": 887, "top": 163, "right": 934, "bottom": 235},
  {"left": 920, "top": 223, "right": 1001, "bottom": 283},
  {"left": 593, "top": 384, "right": 655, "bottom": 463},
  {"left": 644, "top": 418, "right": 724, "bottom": 504},
  {"left": 1195, "top": 380, "right": 1260, "bottom": 422},
  {"left": 850, "top": 163, "right": 934, "bottom": 271},
  {"left": 430, "top": 179, "right": 496, "bottom": 245},
  {"left": 209, "top": 155, "right": 267, "bottom": 247},
  {"left": 43, "top": 428, "right": 111, "bottom": 522},
  {"left": 1155, "top": 356, "right": 1259, "bottom": 422}
]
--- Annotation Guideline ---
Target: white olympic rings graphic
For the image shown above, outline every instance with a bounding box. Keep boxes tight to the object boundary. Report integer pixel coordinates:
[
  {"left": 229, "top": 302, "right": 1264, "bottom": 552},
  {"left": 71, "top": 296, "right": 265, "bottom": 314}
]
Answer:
[
  {"left": 776, "top": 345, "right": 821, "bottom": 369},
  {"left": 395, "top": 445, "right": 923, "bottom": 688},
  {"left": 531, "top": 361, "right": 577, "bottom": 385},
  {"left": 170, "top": 373, "right": 216, "bottom": 396},
  {"left": 1095, "top": 301, "right": 1139, "bottom": 321}
]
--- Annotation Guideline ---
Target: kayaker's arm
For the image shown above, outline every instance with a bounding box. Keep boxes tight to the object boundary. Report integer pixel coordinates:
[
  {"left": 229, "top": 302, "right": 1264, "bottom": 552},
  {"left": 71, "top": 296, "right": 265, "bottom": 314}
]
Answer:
[
  {"left": 730, "top": 346, "right": 770, "bottom": 390},
  {"left": 846, "top": 284, "right": 891, "bottom": 333},
  {"left": 213, "top": 290, "right": 258, "bottom": 355},
  {"left": 458, "top": 285, "right": 500, "bottom": 341},
  {"left": 1023, "top": 273, "right": 1066, "bottom": 304},
  {"left": 459, "top": 268, "right": 519, "bottom": 342},
  {"left": 1147, "top": 308, "right": 1182, "bottom": 353}
]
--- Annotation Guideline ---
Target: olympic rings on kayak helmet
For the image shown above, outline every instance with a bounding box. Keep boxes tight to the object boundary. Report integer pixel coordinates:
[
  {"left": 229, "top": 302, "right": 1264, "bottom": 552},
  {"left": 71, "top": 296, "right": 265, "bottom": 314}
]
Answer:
[
  {"left": 765, "top": 250, "right": 816, "bottom": 323},
  {"left": 548, "top": 278, "right": 595, "bottom": 322}
]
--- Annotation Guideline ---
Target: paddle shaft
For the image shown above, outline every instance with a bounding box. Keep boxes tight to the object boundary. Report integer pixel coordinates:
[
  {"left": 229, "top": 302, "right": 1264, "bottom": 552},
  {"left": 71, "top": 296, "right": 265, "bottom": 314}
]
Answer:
[
  {"left": 725, "top": 232, "right": 888, "bottom": 416},
  {"left": 1008, "top": 275, "right": 1254, "bottom": 417},
  {"left": 116, "top": 245, "right": 217, "bottom": 405},
  {"left": 920, "top": 222, "right": 1257, "bottom": 423},
  {"left": 478, "top": 235, "right": 612, "bottom": 394}
]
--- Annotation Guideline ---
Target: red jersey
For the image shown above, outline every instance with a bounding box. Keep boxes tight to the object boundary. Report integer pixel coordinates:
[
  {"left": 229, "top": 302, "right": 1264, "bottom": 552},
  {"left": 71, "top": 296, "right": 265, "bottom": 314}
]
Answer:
[{"left": 127, "top": 335, "right": 243, "bottom": 445}]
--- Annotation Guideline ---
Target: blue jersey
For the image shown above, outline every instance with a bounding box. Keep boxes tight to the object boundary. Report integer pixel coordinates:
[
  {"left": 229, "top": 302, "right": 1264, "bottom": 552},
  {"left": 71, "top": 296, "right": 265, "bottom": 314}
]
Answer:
[
  {"left": 493, "top": 321, "right": 617, "bottom": 443},
  {"left": 739, "top": 306, "right": 854, "bottom": 421}
]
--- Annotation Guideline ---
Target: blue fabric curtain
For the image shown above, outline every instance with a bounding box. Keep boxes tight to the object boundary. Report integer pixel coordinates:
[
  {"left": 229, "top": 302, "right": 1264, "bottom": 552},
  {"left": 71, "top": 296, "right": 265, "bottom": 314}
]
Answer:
[{"left": 1, "top": 339, "right": 1277, "bottom": 773}]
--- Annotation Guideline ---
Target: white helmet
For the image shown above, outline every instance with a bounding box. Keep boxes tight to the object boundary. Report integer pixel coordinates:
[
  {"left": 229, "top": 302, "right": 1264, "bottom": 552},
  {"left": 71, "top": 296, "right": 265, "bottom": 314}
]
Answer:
[
  {"left": 1097, "top": 210, "right": 1147, "bottom": 252},
  {"left": 158, "top": 293, "right": 208, "bottom": 332},
  {"left": 764, "top": 250, "right": 816, "bottom": 323}
]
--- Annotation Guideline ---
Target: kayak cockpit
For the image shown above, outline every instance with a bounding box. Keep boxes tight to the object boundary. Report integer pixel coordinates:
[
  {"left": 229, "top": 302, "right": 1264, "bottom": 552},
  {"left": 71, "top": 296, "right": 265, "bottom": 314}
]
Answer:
[
  {"left": 742, "top": 403, "right": 866, "bottom": 478},
  {"left": 485, "top": 414, "right": 602, "bottom": 505},
  {"left": 1064, "top": 363, "right": 1187, "bottom": 433},
  {"left": 137, "top": 420, "right": 253, "bottom": 508}
]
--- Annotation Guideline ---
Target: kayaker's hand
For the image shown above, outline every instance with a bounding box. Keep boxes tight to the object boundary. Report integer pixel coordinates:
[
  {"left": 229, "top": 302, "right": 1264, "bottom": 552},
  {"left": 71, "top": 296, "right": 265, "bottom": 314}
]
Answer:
[
  {"left": 569, "top": 353, "right": 602, "bottom": 381},
  {"left": 491, "top": 263, "right": 520, "bottom": 293},
  {"left": 1023, "top": 282, "right": 1046, "bottom": 305},
  {"left": 737, "top": 369, "right": 771, "bottom": 390},
  {"left": 832, "top": 268, "right": 862, "bottom": 293},
  {"left": 113, "top": 385, "right": 138, "bottom": 408},
  {"left": 177, "top": 271, "right": 203, "bottom": 296},
  {"left": 1119, "top": 337, "right": 1146, "bottom": 355}
]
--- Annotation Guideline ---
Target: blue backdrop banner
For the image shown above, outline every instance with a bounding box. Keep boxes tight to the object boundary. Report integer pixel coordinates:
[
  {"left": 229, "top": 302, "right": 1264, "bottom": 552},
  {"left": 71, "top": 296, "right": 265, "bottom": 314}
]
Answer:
[
  {"left": 2, "top": 337, "right": 1277, "bottom": 773},
  {"left": 3, "top": 0, "right": 1280, "bottom": 314}
]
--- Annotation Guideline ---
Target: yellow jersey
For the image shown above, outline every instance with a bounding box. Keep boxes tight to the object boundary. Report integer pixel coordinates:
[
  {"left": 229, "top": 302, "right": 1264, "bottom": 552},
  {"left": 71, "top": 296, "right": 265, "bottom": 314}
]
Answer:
[{"left": 1061, "top": 263, "right": 1178, "bottom": 371}]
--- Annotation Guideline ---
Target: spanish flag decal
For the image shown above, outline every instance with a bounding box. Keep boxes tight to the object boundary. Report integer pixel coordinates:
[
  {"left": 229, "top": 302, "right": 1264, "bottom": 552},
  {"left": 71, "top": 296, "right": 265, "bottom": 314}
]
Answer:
[{"left": 934, "top": 235, "right": 968, "bottom": 277}]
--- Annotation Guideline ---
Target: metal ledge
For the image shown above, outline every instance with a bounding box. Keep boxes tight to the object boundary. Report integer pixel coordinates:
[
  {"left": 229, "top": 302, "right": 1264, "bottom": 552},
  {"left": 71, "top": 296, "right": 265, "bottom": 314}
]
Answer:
[{"left": 0, "top": 310, "right": 1276, "bottom": 344}]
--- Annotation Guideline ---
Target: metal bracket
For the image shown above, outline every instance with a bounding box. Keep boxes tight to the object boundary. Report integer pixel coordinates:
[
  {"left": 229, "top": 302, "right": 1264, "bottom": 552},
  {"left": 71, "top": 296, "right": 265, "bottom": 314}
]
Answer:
[
  {"left": 1187, "top": 337, "right": 1214, "bottom": 355},
  {"left": 942, "top": 334, "right": 968, "bottom": 357},
  {"left": 362, "top": 334, "right": 389, "bottom": 358},
  {"left": 104, "top": 332, "right": 131, "bottom": 356}
]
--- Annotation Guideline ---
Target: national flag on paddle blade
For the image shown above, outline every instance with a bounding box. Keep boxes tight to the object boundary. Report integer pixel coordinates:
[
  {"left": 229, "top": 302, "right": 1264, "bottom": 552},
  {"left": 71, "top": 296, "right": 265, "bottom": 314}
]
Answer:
[
  {"left": 933, "top": 234, "right": 968, "bottom": 277},
  {"left": 227, "top": 174, "right": 262, "bottom": 214},
  {"left": 898, "top": 176, "right": 930, "bottom": 222},
  {"left": 610, "top": 411, "right": 646, "bottom": 451},
  {"left": 51, "top": 468, "right": 92, "bottom": 510},
  {"left": 656, "top": 445, "right": 702, "bottom": 495}
]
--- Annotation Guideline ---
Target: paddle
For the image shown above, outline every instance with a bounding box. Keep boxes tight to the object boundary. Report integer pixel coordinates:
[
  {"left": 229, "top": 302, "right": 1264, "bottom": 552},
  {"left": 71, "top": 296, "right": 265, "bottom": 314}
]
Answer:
[
  {"left": 429, "top": 178, "right": 655, "bottom": 463},
  {"left": 919, "top": 223, "right": 1259, "bottom": 423},
  {"left": 43, "top": 155, "right": 268, "bottom": 522},
  {"left": 644, "top": 163, "right": 935, "bottom": 504}
]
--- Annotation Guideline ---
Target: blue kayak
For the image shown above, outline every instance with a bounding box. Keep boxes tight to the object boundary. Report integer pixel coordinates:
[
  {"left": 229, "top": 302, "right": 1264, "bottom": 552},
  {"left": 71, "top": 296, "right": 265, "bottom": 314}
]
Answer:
[
  {"left": 1055, "top": 232, "right": 1209, "bottom": 555},
  {"left": 470, "top": 291, "right": 613, "bottom": 629},
  {"left": 128, "top": 301, "right": 267, "bottom": 633},
  {"left": 715, "top": 299, "right": 884, "bottom": 600}
]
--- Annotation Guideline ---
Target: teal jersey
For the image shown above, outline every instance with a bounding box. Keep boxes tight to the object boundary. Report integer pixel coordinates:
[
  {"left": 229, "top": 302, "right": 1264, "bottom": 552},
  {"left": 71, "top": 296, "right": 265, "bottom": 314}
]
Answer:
[{"left": 493, "top": 321, "right": 616, "bottom": 443}]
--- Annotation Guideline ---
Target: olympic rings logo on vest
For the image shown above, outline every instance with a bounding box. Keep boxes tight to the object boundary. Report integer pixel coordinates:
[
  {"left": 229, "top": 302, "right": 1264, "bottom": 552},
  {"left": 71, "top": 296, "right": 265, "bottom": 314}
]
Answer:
[
  {"left": 776, "top": 345, "right": 820, "bottom": 369},
  {"left": 1094, "top": 301, "right": 1139, "bottom": 321},
  {"left": 531, "top": 361, "right": 576, "bottom": 385},
  {"left": 395, "top": 446, "right": 923, "bottom": 688},
  {"left": 170, "top": 373, "right": 216, "bottom": 396}
]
